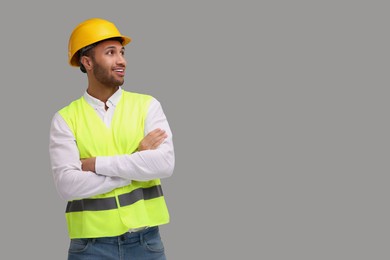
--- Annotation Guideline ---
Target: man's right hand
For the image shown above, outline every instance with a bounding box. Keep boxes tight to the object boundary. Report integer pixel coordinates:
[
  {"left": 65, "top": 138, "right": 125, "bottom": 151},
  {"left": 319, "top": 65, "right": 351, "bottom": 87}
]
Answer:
[{"left": 137, "top": 128, "right": 168, "bottom": 151}]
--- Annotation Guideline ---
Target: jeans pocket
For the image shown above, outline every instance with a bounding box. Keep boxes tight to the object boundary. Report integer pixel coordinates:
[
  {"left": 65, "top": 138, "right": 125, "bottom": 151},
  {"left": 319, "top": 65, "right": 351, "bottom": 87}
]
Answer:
[
  {"left": 144, "top": 230, "right": 165, "bottom": 253},
  {"left": 68, "top": 238, "right": 90, "bottom": 253}
]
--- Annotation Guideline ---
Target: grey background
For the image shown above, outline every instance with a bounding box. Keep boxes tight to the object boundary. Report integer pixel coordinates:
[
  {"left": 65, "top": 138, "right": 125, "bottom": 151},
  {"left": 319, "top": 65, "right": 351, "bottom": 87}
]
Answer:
[{"left": 0, "top": 0, "right": 388, "bottom": 259}]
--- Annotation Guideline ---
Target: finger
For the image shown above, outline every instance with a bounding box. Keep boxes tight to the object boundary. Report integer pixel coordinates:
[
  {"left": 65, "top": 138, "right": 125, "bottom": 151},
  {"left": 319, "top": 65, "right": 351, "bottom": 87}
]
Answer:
[
  {"left": 151, "top": 134, "right": 168, "bottom": 149},
  {"left": 143, "top": 131, "right": 165, "bottom": 146},
  {"left": 148, "top": 128, "right": 162, "bottom": 135},
  {"left": 147, "top": 128, "right": 165, "bottom": 138}
]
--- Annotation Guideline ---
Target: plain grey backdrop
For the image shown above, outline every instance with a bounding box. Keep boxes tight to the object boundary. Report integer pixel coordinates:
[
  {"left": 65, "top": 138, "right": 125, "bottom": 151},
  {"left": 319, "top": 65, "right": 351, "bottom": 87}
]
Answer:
[{"left": 0, "top": 0, "right": 388, "bottom": 259}]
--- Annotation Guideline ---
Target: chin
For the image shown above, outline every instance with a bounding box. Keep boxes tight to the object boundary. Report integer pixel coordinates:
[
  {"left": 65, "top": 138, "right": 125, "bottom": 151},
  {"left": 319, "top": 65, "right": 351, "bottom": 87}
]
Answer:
[{"left": 115, "top": 80, "right": 124, "bottom": 87}]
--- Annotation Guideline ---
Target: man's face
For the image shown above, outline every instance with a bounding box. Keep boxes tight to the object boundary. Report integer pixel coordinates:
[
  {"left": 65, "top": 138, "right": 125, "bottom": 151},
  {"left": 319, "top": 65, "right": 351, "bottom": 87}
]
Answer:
[{"left": 90, "top": 40, "right": 127, "bottom": 87}]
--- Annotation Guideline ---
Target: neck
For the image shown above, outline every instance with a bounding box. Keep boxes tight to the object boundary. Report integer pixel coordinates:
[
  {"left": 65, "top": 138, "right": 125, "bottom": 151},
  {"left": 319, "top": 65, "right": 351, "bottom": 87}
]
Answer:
[{"left": 86, "top": 84, "right": 119, "bottom": 104}]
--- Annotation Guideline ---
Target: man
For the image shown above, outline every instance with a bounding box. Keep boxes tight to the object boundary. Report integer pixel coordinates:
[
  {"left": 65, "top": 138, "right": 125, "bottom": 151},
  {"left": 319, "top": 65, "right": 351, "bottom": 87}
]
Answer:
[{"left": 49, "top": 18, "right": 175, "bottom": 260}]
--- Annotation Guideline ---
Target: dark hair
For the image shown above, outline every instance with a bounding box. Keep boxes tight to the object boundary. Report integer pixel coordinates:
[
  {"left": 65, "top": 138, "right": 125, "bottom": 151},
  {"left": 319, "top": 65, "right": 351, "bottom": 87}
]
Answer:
[{"left": 78, "top": 37, "right": 123, "bottom": 73}]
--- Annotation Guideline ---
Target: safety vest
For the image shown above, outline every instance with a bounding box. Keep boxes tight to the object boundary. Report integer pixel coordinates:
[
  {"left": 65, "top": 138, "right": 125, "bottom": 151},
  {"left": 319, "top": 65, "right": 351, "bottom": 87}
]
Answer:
[{"left": 58, "top": 90, "right": 169, "bottom": 239}]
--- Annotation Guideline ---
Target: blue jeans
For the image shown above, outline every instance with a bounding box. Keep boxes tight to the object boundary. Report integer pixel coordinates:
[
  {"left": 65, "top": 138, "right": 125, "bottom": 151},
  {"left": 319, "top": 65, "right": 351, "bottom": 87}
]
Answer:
[{"left": 67, "top": 226, "right": 166, "bottom": 260}]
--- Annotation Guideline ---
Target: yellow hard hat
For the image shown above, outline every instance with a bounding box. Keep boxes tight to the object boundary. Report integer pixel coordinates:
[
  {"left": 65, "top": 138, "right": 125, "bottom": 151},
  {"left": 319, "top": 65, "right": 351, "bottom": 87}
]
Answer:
[{"left": 68, "top": 18, "right": 131, "bottom": 66}]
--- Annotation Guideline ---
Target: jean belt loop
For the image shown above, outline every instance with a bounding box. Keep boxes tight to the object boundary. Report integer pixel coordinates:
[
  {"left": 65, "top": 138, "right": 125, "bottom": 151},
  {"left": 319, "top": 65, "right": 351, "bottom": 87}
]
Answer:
[{"left": 139, "top": 230, "right": 144, "bottom": 245}]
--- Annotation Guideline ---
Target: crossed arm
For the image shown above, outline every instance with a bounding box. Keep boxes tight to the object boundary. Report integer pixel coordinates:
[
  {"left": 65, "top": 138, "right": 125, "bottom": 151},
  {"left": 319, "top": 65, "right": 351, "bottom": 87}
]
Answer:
[
  {"left": 81, "top": 128, "right": 168, "bottom": 172},
  {"left": 49, "top": 98, "right": 174, "bottom": 201}
]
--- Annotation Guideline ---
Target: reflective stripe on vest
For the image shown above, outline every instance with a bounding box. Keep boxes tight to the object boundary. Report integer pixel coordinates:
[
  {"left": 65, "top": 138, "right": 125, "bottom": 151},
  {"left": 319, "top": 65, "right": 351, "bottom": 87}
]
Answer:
[{"left": 66, "top": 185, "right": 163, "bottom": 212}]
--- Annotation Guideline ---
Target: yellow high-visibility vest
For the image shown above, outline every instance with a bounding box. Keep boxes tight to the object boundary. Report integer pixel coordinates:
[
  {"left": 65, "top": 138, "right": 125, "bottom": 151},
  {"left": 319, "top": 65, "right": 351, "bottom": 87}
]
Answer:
[{"left": 59, "top": 90, "right": 169, "bottom": 239}]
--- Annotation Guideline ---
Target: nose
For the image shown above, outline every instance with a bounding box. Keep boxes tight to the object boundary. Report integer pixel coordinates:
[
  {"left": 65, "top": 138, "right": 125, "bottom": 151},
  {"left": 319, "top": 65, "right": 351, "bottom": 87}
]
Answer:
[{"left": 117, "top": 54, "right": 126, "bottom": 66}]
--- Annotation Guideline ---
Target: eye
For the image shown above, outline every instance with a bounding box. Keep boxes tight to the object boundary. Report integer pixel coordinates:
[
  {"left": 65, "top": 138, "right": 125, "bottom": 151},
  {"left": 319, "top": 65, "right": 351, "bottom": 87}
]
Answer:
[{"left": 107, "top": 50, "right": 114, "bottom": 55}]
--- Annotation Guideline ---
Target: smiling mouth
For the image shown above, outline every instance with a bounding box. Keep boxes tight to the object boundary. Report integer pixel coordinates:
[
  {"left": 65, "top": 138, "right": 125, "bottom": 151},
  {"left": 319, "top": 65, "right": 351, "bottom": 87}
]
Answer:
[{"left": 114, "top": 68, "right": 125, "bottom": 76}]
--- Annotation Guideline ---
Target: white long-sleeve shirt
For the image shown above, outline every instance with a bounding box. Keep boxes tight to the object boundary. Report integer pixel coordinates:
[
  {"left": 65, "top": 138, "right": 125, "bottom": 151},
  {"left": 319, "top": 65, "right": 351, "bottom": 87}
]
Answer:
[{"left": 49, "top": 88, "right": 175, "bottom": 201}]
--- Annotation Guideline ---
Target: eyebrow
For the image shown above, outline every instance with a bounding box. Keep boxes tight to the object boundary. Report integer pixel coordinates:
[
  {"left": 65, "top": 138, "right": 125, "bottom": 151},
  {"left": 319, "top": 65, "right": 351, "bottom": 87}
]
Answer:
[{"left": 104, "top": 46, "right": 125, "bottom": 51}]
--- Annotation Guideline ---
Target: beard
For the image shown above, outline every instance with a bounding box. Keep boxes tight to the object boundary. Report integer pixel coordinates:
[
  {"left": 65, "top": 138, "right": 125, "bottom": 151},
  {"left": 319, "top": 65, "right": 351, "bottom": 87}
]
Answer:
[{"left": 92, "top": 58, "right": 124, "bottom": 87}]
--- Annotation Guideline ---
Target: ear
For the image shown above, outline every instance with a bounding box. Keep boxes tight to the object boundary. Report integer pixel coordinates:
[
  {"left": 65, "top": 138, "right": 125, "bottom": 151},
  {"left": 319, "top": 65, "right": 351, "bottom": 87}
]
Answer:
[{"left": 80, "top": 56, "right": 93, "bottom": 71}]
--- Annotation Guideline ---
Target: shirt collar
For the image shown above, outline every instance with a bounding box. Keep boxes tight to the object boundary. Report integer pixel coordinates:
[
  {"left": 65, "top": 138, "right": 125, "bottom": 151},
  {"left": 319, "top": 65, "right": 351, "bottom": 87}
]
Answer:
[{"left": 83, "top": 87, "right": 122, "bottom": 109}]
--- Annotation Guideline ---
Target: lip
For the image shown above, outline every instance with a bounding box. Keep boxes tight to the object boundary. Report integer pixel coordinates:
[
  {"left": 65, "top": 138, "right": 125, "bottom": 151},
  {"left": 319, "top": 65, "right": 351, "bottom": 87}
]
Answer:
[{"left": 114, "top": 68, "right": 125, "bottom": 76}]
